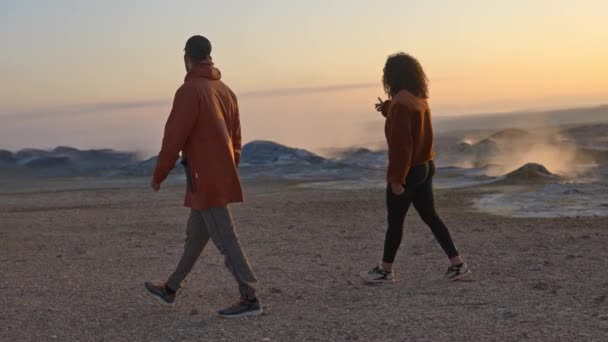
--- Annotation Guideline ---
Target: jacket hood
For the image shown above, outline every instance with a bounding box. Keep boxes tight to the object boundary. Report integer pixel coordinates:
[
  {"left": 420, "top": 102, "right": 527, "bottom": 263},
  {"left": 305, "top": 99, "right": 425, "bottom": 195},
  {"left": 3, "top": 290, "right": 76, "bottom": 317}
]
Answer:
[
  {"left": 389, "top": 90, "right": 428, "bottom": 113},
  {"left": 185, "top": 60, "right": 222, "bottom": 82}
]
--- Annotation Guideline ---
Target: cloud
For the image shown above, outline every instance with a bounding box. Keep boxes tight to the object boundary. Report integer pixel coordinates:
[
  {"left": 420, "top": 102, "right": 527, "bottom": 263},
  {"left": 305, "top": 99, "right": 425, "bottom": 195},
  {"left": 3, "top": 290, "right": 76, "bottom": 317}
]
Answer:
[
  {"left": 0, "top": 81, "right": 383, "bottom": 120},
  {"left": 239, "top": 82, "right": 380, "bottom": 98},
  {"left": 0, "top": 100, "right": 168, "bottom": 120},
  {"left": 237, "top": 76, "right": 460, "bottom": 98}
]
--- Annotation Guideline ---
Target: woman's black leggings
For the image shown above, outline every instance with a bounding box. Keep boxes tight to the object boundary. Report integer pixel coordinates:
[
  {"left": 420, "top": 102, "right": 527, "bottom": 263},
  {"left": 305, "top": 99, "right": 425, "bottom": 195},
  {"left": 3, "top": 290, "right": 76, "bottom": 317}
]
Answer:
[{"left": 382, "top": 160, "right": 459, "bottom": 263}]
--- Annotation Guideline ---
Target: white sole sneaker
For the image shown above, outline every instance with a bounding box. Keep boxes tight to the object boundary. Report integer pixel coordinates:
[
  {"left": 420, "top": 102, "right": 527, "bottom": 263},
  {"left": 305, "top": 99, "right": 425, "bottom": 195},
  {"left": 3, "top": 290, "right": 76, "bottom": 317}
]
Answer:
[
  {"left": 359, "top": 265, "right": 395, "bottom": 284},
  {"left": 361, "top": 277, "right": 396, "bottom": 284},
  {"left": 449, "top": 268, "right": 472, "bottom": 281},
  {"left": 446, "top": 263, "right": 472, "bottom": 281}
]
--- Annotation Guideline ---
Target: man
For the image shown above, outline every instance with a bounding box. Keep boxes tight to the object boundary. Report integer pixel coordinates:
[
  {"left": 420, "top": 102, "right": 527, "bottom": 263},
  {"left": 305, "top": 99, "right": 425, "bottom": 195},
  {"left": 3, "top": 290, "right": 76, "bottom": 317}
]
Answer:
[{"left": 144, "top": 35, "right": 261, "bottom": 318}]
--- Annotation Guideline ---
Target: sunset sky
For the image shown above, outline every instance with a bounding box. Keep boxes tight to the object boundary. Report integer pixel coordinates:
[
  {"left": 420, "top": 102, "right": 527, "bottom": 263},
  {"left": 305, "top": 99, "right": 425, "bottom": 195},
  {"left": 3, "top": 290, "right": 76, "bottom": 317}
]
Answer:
[{"left": 1, "top": 0, "right": 607, "bottom": 154}]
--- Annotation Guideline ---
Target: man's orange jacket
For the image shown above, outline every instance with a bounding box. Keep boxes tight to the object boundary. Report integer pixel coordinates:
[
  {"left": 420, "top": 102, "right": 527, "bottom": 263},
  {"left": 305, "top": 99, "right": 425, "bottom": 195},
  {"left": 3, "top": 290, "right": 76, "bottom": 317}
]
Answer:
[{"left": 153, "top": 60, "right": 243, "bottom": 209}]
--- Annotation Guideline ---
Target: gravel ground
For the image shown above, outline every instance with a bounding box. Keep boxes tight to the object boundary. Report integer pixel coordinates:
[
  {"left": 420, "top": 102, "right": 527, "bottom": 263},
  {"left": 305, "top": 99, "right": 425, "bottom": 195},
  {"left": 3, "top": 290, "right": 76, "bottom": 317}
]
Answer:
[{"left": 1, "top": 179, "right": 607, "bottom": 341}]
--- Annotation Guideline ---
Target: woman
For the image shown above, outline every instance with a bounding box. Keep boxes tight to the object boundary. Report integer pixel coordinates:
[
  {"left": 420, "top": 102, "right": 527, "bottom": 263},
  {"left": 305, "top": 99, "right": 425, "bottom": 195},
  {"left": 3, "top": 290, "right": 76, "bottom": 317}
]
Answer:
[{"left": 360, "top": 53, "right": 471, "bottom": 283}]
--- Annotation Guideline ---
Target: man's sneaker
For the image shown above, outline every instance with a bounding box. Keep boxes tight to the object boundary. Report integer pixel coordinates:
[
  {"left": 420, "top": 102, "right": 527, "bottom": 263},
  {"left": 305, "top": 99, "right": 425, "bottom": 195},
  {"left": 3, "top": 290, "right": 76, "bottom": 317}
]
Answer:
[
  {"left": 144, "top": 281, "right": 176, "bottom": 307},
  {"left": 359, "top": 264, "right": 395, "bottom": 283},
  {"left": 445, "top": 263, "right": 472, "bottom": 281},
  {"left": 218, "top": 298, "right": 262, "bottom": 318}
]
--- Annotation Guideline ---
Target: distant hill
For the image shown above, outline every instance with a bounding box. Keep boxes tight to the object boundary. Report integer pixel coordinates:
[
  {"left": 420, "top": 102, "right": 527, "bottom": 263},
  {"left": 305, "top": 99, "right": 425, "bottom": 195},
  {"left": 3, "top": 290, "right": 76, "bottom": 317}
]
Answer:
[
  {"left": 0, "top": 141, "right": 364, "bottom": 180},
  {"left": 241, "top": 140, "right": 326, "bottom": 165},
  {"left": 0, "top": 149, "right": 16, "bottom": 164},
  {"left": 1, "top": 119, "right": 606, "bottom": 183},
  {"left": 2, "top": 147, "right": 138, "bottom": 177},
  {"left": 238, "top": 140, "right": 382, "bottom": 181},
  {"left": 332, "top": 147, "right": 387, "bottom": 169},
  {"left": 434, "top": 105, "right": 608, "bottom": 134}
]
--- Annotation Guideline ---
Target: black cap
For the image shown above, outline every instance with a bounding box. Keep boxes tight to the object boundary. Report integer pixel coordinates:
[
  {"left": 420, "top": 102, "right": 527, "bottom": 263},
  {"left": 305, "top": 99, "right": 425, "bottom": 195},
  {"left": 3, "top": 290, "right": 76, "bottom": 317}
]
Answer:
[{"left": 184, "top": 35, "right": 212, "bottom": 60}]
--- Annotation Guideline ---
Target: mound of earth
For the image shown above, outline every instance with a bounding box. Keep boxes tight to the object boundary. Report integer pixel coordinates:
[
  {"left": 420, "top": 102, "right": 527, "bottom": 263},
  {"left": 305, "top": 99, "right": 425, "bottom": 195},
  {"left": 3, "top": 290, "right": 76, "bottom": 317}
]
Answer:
[
  {"left": 19, "top": 156, "right": 78, "bottom": 177},
  {"left": 0, "top": 150, "right": 16, "bottom": 164},
  {"left": 50, "top": 146, "right": 136, "bottom": 166},
  {"left": 457, "top": 142, "right": 473, "bottom": 152},
  {"left": 334, "top": 147, "right": 387, "bottom": 169},
  {"left": 562, "top": 123, "right": 608, "bottom": 151},
  {"left": 501, "top": 163, "right": 561, "bottom": 184},
  {"left": 241, "top": 141, "right": 326, "bottom": 165},
  {"left": 23, "top": 156, "right": 72, "bottom": 168},
  {"left": 489, "top": 128, "right": 529, "bottom": 141},
  {"left": 238, "top": 142, "right": 382, "bottom": 181},
  {"left": 472, "top": 138, "right": 500, "bottom": 156},
  {"left": 446, "top": 138, "right": 499, "bottom": 167},
  {"left": 110, "top": 156, "right": 183, "bottom": 177},
  {"left": 5, "top": 146, "right": 139, "bottom": 177},
  {"left": 14, "top": 148, "right": 50, "bottom": 161}
]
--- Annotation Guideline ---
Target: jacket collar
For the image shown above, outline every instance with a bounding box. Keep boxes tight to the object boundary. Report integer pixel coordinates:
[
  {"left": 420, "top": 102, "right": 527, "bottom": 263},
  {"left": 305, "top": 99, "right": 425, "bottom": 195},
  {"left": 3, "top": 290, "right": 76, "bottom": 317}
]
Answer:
[
  {"left": 388, "top": 90, "right": 428, "bottom": 113},
  {"left": 185, "top": 60, "right": 222, "bottom": 82}
]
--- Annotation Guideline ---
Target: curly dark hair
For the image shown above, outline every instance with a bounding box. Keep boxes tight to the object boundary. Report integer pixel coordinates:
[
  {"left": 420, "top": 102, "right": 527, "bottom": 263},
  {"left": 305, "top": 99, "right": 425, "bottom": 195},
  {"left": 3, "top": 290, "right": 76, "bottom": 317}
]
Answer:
[{"left": 382, "top": 52, "right": 429, "bottom": 99}]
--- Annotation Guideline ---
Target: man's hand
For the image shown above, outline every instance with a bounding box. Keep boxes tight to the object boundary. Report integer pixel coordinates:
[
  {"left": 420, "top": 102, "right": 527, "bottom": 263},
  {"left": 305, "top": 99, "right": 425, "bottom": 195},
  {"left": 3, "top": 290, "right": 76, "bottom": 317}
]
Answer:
[
  {"left": 391, "top": 182, "right": 405, "bottom": 196},
  {"left": 150, "top": 179, "right": 160, "bottom": 192}
]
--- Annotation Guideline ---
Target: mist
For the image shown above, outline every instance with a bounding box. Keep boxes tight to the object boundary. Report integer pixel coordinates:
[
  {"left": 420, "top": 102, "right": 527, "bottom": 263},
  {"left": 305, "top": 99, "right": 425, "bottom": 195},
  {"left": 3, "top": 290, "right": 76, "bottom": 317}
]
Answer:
[{"left": 462, "top": 128, "right": 595, "bottom": 178}]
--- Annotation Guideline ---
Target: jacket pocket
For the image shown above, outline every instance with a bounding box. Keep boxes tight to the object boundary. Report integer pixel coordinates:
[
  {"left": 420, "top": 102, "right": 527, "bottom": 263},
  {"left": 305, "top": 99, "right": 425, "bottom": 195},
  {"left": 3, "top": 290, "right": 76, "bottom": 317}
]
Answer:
[{"left": 181, "top": 158, "right": 197, "bottom": 194}]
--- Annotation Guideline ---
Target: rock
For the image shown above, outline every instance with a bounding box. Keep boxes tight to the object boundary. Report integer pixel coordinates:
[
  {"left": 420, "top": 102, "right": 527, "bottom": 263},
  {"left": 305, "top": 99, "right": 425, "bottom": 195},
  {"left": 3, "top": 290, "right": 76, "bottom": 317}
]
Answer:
[
  {"left": 532, "top": 281, "right": 549, "bottom": 290},
  {"left": 497, "top": 308, "right": 517, "bottom": 319}
]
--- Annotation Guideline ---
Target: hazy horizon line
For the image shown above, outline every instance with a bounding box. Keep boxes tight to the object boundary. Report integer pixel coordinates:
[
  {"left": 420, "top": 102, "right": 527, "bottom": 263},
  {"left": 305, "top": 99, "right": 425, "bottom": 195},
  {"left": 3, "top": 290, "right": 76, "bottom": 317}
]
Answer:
[
  {"left": 239, "top": 82, "right": 380, "bottom": 98},
  {"left": 1, "top": 98, "right": 605, "bottom": 122},
  {"left": 0, "top": 82, "right": 384, "bottom": 119},
  {"left": 3, "top": 105, "right": 607, "bottom": 154}
]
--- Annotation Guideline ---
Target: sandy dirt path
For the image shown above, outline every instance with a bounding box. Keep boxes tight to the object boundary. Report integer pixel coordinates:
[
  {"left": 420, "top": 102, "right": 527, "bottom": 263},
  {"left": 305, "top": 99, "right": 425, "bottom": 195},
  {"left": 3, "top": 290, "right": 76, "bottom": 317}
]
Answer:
[{"left": 1, "top": 179, "right": 607, "bottom": 341}]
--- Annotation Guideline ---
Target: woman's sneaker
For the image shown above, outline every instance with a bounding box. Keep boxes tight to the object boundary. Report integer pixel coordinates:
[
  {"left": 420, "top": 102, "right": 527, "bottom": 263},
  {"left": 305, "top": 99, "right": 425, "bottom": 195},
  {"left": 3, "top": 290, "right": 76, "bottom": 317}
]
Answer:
[
  {"left": 359, "top": 264, "right": 395, "bottom": 283},
  {"left": 218, "top": 298, "right": 263, "bottom": 318},
  {"left": 445, "top": 263, "right": 472, "bottom": 281}
]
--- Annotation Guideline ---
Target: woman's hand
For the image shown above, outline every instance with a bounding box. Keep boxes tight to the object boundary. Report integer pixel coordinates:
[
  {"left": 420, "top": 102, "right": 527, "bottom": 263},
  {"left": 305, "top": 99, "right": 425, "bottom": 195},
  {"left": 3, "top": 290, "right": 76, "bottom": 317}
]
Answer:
[
  {"left": 374, "top": 97, "right": 385, "bottom": 112},
  {"left": 391, "top": 182, "right": 405, "bottom": 196},
  {"left": 375, "top": 97, "right": 391, "bottom": 117}
]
